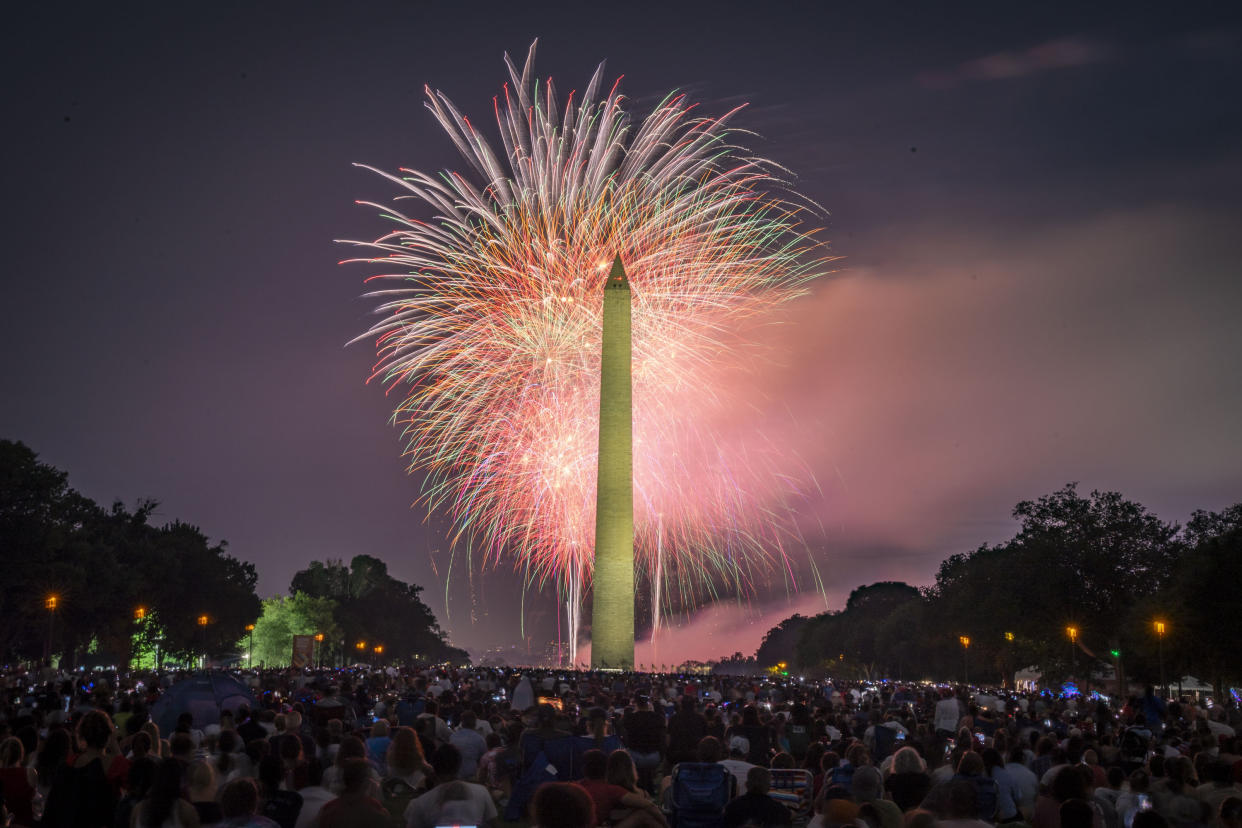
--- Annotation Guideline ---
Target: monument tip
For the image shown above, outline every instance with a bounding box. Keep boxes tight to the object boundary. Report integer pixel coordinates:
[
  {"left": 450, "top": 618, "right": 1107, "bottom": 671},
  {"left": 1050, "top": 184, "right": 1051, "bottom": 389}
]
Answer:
[{"left": 606, "top": 254, "right": 628, "bottom": 289}]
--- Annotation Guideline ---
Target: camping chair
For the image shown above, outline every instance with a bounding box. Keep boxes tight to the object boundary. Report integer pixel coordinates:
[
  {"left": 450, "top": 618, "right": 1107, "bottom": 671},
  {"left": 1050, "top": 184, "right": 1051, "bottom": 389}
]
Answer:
[
  {"left": 668, "top": 762, "right": 736, "bottom": 828},
  {"left": 768, "top": 769, "right": 814, "bottom": 827}
]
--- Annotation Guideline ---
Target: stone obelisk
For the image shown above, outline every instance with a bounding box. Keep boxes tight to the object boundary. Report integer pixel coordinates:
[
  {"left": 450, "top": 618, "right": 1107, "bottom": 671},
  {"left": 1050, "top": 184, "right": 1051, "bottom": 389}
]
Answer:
[{"left": 591, "top": 255, "right": 634, "bottom": 669}]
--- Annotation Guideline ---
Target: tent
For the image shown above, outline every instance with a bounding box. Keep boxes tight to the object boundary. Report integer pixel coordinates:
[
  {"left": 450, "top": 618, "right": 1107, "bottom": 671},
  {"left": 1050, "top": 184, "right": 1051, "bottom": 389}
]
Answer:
[{"left": 151, "top": 671, "right": 256, "bottom": 736}]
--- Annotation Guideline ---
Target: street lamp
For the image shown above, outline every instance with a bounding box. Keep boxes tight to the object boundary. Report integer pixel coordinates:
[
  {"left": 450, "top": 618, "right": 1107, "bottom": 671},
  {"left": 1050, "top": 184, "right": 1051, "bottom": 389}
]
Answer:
[
  {"left": 314, "top": 633, "right": 324, "bottom": 670},
  {"left": 1003, "top": 632, "right": 1015, "bottom": 688},
  {"left": 1155, "top": 620, "right": 1167, "bottom": 698},
  {"left": 959, "top": 636, "right": 971, "bottom": 685},
  {"left": 373, "top": 644, "right": 383, "bottom": 667},
  {"left": 45, "top": 594, "right": 59, "bottom": 665},
  {"left": 135, "top": 607, "right": 146, "bottom": 620},
  {"left": 1066, "top": 626, "right": 1078, "bottom": 683},
  {"left": 197, "top": 614, "right": 210, "bottom": 670},
  {"left": 355, "top": 641, "right": 366, "bottom": 664},
  {"left": 245, "top": 624, "right": 256, "bottom": 669}
]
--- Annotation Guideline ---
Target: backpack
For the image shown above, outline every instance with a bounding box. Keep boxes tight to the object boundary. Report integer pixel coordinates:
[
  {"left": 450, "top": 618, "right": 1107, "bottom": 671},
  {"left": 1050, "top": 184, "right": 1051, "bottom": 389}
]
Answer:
[
  {"left": 670, "top": 762, "right": 736, "bottom": 828},
  {"left": 873, "top": 724, "right": 898, "bottom": 762},
  {"left": 786, "top": 724, "right": 811, "bottom": 760}
]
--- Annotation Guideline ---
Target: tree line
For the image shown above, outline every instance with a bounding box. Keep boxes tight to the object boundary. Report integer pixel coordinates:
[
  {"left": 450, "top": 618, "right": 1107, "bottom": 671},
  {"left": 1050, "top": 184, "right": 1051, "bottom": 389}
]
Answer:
[
  {"left": 754, "top": 484, "right": 1242, "bottom": 695},
  {"left": 0, "top": 440, "right": 464, "bottom": 667}
]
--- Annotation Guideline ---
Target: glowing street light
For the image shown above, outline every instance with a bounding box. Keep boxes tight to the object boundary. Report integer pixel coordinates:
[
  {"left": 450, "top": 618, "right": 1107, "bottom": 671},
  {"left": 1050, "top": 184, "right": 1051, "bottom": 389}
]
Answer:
[
  {"left": 1066, "top": 626, "right": 1079, "bottom": 682},
  {"left": 197, "top": 615, "right": 210, "bottom": 670},
  {"left": 959, "top": 636, "right": 971, "bottom": 685},
  {"left": 1155, "top": 620, "right": 1168, "bottom": 698},
  {"left": 1004, "top": 631, "right": 1014, "bottom": 642},
  {"left": 135, "top": 607, "right": 147, "bottom": 620},
  {"left": 44, "top": 594, "right": 59, "bottom": 664},
  {"left": 245, "top": 624, "right": 256, "bottom": 669},
  {"left": 314, "top": 633, "right": 324, "bottom": 670}
]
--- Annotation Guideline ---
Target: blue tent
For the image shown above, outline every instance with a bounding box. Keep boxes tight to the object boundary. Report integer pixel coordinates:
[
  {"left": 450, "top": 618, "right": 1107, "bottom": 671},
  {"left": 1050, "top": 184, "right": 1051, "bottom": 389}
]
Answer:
[{"left": 151, "top": 671, "right": 256, "bottom": 736}]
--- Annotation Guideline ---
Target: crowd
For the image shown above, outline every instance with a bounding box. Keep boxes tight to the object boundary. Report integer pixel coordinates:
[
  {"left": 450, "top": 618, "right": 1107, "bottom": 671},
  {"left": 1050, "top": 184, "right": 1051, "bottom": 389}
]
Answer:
[{"left": 1, "top": 664, "right": 1240, "bottom": 828}]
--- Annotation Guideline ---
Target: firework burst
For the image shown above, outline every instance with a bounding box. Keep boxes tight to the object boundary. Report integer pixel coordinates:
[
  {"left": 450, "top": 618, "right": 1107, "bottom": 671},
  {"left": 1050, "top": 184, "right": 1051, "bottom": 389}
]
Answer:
[{"left": 343, "top": 42, "right": 829, "bottom": 652}]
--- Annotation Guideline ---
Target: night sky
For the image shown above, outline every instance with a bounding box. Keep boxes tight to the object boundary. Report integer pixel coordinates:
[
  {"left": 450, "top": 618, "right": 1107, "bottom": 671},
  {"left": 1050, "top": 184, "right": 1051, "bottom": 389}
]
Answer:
[{"left": 3, "top": 1, "right": 1240, "bottom": 663}]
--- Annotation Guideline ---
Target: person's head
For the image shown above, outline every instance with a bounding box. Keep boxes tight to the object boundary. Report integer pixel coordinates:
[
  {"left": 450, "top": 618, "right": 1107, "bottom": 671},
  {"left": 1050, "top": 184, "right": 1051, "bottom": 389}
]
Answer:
[
  {"left": 186, "top": 759, "right": 217, "bottom": 799},
  {"left": 606, "top": 750, "right": 638, "bottom": 790},
  {"left": 370, "top": 718, "right": 390, "bottom": 738},
  {"left": 1219, "top": 797, "right": 1242, "bottom": 828},
  {"left": 1107, "top": 766, "right": 1126, "bottom": 790},
  {"left": 387, "top": 726, "right": 426, "bottom": 775},
  {"left": 944, "top": 779, "right": 980, "bottom": 820},
  {"left": 581, "top": 748, "right": 607, "bottom": 781},
  {"left": 903, "top": 809, "right": 936, "bottom": 828},
  {"left": 532, "top": 781, "right": 594, "bottom": 828},
  {"left": 772, "top": 751, "right": 795, "bottom": 769},
  {"left": 429, "top": 743, "right": 463, "bottom": 781},
  {"left": 341, "top": 757, "right": 374, "bottom": 796},
  {"left": 78, "top": 709, "right": 113, "bottom": 750},
  {"left": 956, "top": 751, "right": 984, "bottom": 777},
  {"left": 0, "top": 737, "right": 24, "bottom": 767},
  {"left": 892, "top": 745, "right": 927, "bottom": 775},
  {"left": 853, "top": 765, "right": 883, "bottom": 801},
  {"left": 1052, "top": 764, "right": 1089, "bottom": 803},
  {"left": 278, "top": 733, "right": 303, "bottom": 764},
  {"left": 1061, "top": 799, "right": 1095, "bottom": 828},
  {"left": 681, "top": 696, "right": 698, "bottom": 714},
  {"left": 746, "top": 765, "right": 772, "bottom": 795},
  {"left": 220, "top": 778, "right": 261, "bottom": 819},
  {"left": 336, "top": 734, "right": 365, "bottom": 766}
]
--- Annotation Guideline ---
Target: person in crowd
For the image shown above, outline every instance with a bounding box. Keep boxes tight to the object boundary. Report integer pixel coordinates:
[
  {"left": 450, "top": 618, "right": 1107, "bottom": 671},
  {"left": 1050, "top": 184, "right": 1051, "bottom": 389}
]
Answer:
[
  {"left": 531, "top": 781, "right": 595, "bottom": 828},
  {"left": 0, "top": 736, "right": 39, "bottom": 827},
  {"left": 886, "top": 746, "right": 932, "bottom": 812},
  {"left": 402, "top": 744, "right": 497, "bottom": 828},
  {"left": 219, "top": 778, "right": 279, "bottom": 828},
  {"left": 186, "top": 760, "right": 223, "bottom": 827},
  {"left": 317, "top": 758, "right": 389, "bottom": 828},
  {"left": 42, "top": 710, "right": 124, "bottom": 828},
  {"left": 853, "top": 766, "right": 903, "bottom": 828},
  {"left": 449, "top": 711, "right": 488, "bottom": 780},
  {"left": 291, "top": 760, "right": 333, "bottom": 828},
  {"left": 132, "top": 757, "right": 201, "bottom": 828},
  {"left": 723, "top": 766, "right": 792, "bottom": 827},
  {"left": 257, "top": 756, "right": 302, "bottom": 828}
]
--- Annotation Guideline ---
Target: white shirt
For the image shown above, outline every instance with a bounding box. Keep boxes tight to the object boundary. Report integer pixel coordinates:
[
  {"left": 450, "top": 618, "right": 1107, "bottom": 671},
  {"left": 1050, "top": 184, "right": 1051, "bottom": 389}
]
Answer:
[{"left": 404, "top": 781, "right": 497, "bottom": 828}]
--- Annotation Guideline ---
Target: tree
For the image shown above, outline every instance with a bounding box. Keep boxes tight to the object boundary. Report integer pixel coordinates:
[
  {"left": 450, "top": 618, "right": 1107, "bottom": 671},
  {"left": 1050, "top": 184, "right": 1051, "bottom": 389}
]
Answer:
[
  {"left": 0, "top": 440, "right": 262, "bottom": 666},
  {"left": 290, "top": 556, "right": 466, "bottom": 664},
  {"left": 755, "top": 614, "right": 810, "bottom": 669},
  {"left": 247, "top": 592, "right": 341, "bottom": 667}
]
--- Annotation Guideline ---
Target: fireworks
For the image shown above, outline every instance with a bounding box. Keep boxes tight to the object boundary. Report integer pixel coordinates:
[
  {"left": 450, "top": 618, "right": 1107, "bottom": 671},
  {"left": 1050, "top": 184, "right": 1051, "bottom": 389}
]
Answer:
[{"left": 343, "top": 41, "right": 828, "bottom": 646}]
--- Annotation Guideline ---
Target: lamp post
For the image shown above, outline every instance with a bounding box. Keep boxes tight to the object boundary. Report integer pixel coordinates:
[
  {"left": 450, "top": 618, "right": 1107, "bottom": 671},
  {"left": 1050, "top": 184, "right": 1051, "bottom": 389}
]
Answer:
[
  {"left": 1066, "top": 626, "right": 1079, "bottom": 684},
  {"left": 1004, "top": 632, "right": 1015, "bottom": 688},
  {"left": 197, "top": 614, "right": 209, "bottom": 669},
  {"left": 355, "top": 641, "right": 366, "bottom": 666},
  {"left": 44, "top": 594, "right": 59, "bottom": 665},
  {"left": 373, "top": 644, "right": 383, "bottom": 668},
  {"left": 959, "top": 636, "right": 970, "bottom": 685},
  {"left": 1155, "top": 621, "right": 1167, "bottom": 699},
  {"left": 245, "top": 624, "right": 256, "bottom": 669},
  {"left": 314, "top": 633, "right": 324, "bottom": 670}
]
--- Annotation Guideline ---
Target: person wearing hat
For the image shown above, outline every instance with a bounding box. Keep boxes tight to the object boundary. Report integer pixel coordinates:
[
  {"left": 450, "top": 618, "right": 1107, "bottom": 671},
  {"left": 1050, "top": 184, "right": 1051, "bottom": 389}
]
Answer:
[
  {"left": 723, "top": 766, "right": 792, "bottom": 827},
  {"left": 720, "top": 736, "right": 757, "bottom": 794}
]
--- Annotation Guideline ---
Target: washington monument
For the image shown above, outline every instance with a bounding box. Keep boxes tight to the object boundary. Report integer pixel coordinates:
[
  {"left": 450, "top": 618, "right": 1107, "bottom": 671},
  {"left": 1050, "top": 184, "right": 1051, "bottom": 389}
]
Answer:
[{"left": 591, "top": 255, "right": 635, "bottom": 669}]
